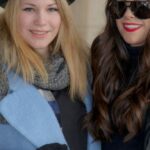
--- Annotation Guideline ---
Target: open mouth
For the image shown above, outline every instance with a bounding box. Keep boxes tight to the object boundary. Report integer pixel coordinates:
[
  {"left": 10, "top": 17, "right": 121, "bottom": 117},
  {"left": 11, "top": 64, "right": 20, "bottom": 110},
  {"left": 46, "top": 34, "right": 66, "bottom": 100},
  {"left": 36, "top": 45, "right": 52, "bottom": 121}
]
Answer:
[{"left": 123, "top": 23, "right": 142, "bottom": 32}]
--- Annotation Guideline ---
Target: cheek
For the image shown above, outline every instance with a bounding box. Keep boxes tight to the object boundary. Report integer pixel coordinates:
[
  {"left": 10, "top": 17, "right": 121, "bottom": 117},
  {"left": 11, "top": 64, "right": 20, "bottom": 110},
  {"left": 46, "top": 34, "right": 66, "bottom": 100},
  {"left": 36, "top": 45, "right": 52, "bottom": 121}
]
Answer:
[
  {"left": 18, "top": 12, "right": 32, "bottom": 28},
  {"left": 17, "top": 15, "right": 31, "bottom": 43},
  {"left": 116, "top": 20, "right": 122, "bottom": 34},
  {"left": 139, "top": 21, "right": 150, "bottom": 41},
  {"left": 51, "top": 15, "right": 61, "bottom": 29},
  {"left": 145, "top": 22, "right": 150, "bottom": 34},
  {"left": 18, "top": 15, "right": 28, "bottom": 33},
  {"left": 145, "top": 19, "right": 150, "bottom": 27}
]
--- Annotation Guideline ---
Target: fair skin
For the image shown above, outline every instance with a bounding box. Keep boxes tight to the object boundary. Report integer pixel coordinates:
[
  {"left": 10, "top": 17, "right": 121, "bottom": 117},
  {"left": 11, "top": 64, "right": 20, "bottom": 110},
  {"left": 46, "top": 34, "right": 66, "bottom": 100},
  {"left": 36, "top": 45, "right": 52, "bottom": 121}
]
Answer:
[
  {"left": 116, "top": 0, "right": 150, "bottom": 47},
  {"left": 18, "top": 0, "right": 61, "bottom": 58}
]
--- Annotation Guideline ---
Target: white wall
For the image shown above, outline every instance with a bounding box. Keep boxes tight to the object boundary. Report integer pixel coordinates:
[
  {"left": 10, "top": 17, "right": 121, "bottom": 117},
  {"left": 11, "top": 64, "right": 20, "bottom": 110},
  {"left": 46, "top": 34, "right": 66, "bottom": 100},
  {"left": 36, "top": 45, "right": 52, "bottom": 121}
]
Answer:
[
  {"left": 0, "top": 7, "right": 3, "bottom": 12},
  {"left": 71, "top": 0, "right": 106, "bottom": 45}
]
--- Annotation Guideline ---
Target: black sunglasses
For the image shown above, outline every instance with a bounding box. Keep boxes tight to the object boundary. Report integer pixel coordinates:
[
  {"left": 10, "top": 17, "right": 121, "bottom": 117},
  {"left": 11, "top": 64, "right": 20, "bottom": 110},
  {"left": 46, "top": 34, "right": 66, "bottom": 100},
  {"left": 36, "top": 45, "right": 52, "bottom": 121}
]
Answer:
[{"left": 110, "top": 1, "right": 150, "bottom": 19}]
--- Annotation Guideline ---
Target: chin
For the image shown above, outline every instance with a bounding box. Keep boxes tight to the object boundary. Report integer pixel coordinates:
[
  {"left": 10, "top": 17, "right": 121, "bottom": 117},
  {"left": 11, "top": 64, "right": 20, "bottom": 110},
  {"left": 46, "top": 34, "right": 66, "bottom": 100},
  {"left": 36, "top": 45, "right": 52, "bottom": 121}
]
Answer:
[
  {"left": 126, "top": 42, "right": 143, "bottom": 47},
  {"left": 124, "top": 39, "right": 142, "bottom": 47}
]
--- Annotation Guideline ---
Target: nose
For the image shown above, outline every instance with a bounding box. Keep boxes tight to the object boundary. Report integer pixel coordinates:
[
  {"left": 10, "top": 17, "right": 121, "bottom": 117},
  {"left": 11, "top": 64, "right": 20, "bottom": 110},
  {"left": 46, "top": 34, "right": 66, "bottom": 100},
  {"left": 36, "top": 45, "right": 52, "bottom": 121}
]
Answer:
[
  {"left": 123, "top": 7, "right": 135, "bottom": 19},
  {"left": 34, "top": 11, "right": 47, "bottom": 26}
]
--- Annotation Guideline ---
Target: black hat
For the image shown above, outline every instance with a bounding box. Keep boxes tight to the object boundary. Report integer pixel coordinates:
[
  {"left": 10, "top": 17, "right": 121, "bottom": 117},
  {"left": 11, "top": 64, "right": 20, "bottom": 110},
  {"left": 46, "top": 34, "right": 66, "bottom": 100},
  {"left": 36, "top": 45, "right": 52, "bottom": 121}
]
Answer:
[
  {"left": 0, "top": 0, "right": 7, "bottom": 7},
  {"left": 0, "top": 0, "right": 75, "bottom": 7},
  {"left": 67, "top": 0, "right": 75, "bottom": 5}
]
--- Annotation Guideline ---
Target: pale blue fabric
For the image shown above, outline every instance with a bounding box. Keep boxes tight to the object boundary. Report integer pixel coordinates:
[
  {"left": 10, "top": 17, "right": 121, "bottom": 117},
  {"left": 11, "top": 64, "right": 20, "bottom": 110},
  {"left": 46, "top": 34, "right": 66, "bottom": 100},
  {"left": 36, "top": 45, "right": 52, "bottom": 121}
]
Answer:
[
  {"left": 0, "top": 72, "right": 101, "bottom": 150},
  {"left": 0, "top": 124, "right": 35, "bottom": 150},
  {"left": 84, "top": 86, "right": 101, "bottom": 150}
]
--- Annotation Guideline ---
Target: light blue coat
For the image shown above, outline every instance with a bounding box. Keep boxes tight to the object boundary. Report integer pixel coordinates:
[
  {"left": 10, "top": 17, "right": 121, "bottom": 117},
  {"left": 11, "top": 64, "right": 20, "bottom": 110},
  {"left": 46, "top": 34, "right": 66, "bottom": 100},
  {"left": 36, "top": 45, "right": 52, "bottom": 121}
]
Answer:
[{"left": 0, "top": 72, "right": 101, "bottom": 150}]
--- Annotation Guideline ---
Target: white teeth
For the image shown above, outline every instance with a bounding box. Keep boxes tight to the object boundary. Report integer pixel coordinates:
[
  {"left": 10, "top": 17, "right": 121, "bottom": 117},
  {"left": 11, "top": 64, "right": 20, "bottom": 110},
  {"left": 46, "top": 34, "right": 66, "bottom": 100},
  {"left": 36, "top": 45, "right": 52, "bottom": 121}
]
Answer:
[
  {"left": 31, "top": 31, "right": 48, "bottom": 34},
  {"left": 124, "top": 25, "right": 140, "bottom": 29}
]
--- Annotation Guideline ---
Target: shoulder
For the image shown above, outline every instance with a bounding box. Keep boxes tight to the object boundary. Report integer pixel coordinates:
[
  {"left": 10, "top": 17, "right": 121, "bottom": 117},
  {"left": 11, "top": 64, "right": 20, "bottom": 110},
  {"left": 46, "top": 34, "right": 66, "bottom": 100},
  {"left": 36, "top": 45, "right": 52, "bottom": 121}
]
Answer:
[
  {"left": 91, "top": 35, "right": 101, "bottom": 53},
  {"left": 91, "top": 35, "right": 102, "bottom": 64}
]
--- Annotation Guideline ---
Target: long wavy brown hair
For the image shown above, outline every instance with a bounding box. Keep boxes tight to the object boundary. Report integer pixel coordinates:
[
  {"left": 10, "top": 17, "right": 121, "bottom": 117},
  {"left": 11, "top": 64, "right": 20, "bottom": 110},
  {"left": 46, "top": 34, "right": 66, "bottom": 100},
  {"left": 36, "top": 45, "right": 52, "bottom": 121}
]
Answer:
[{"left": 86, "top": 0, "right": 150, "bottom": 142}]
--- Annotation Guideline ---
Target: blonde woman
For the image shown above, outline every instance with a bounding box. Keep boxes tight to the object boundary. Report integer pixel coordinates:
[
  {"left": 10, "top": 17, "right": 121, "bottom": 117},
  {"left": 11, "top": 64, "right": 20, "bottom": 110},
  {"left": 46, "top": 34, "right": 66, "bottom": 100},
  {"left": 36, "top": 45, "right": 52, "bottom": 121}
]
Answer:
[{"left": 0, "top": 0, "right": 101, "bottom": 150}]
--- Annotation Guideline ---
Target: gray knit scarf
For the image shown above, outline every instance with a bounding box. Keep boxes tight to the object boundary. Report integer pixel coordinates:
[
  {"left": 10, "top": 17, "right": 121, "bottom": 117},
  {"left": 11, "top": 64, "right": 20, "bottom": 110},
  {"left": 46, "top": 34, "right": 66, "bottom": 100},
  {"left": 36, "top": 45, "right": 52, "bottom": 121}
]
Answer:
[
  {"left": 0, "top": 63, "right": 8, "bottom": 100},
  {"left": 0, "top": 53, "right": 70, "bottom": 123},
  {"left": 33, "top": 53, "right": 69, "bottom": 90},
  {"left": 0, "top": 62, "right": 9, "bottom": 123},
  {"left": 33, "top": 53, "right": 70, "bottom": 101}
]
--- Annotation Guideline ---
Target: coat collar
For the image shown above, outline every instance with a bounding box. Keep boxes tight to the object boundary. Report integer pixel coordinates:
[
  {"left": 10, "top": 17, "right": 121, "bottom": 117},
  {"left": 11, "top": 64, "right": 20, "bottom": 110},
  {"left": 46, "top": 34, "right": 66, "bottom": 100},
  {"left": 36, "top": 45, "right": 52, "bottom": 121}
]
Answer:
[
  {"left": 0, "top": 72, "right": 101, "bottom": 149},
  {"left": 0, "top": 72, "right": 67, "bottom": 148}
]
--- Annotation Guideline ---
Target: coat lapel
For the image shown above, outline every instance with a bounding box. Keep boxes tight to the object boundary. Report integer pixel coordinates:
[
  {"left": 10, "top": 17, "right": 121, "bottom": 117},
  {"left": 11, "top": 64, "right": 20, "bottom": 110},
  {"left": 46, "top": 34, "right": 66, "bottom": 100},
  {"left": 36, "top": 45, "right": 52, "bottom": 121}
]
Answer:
[
  {"left": 0, "top": 72, "right": 101, "bottom": 150},
  {"left": 0, "top": 72, "right": 68, "bottom": 148}
]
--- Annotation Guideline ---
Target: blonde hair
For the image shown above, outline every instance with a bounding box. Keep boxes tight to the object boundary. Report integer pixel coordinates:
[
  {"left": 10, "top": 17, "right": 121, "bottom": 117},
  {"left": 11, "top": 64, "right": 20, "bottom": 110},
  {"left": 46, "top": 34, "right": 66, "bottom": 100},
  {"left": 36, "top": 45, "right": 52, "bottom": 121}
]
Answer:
[{"left": 0, "top": 0, "right": 89, "bottom": 99}]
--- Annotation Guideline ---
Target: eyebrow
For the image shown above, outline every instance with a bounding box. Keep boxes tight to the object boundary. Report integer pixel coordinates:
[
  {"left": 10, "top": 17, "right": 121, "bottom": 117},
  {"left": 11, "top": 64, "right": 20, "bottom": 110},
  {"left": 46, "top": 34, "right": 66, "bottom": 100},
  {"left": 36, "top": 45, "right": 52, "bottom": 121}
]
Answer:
[{"left": 22, "top": 3, "right": 57, "bottom": 7}]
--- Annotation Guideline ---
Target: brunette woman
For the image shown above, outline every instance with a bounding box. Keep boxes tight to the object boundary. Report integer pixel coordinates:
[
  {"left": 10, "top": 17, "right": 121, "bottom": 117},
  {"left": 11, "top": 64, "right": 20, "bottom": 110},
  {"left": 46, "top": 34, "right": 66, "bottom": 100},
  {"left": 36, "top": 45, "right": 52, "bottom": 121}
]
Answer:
[{"left": 87, "top": 0, "right": 150, "bottom": 150}]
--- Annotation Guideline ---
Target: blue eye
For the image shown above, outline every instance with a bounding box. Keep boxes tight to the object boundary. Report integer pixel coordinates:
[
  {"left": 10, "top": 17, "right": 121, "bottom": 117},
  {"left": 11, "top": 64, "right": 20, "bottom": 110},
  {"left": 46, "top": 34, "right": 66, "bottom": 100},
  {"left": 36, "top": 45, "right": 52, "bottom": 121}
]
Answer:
[
  {"left": 48, "top": 7, "right": 59, "bottom": 12},
  {"left": 23, "top": 7, "right": 34, "bottom": 12}
]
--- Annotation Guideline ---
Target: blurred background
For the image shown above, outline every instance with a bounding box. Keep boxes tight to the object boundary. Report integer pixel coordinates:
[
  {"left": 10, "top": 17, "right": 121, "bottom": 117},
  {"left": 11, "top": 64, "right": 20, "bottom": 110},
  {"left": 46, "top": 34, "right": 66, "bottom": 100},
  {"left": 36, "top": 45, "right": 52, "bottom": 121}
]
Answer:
[
  {"left": 0, "top": 7, "right": 3, "bottom": 12},
  {"left": 0, "top": 0, "right": 106, "bottom": 46},
  {"left": 71, "top": 0, "right": 106, "bottom": 45}
]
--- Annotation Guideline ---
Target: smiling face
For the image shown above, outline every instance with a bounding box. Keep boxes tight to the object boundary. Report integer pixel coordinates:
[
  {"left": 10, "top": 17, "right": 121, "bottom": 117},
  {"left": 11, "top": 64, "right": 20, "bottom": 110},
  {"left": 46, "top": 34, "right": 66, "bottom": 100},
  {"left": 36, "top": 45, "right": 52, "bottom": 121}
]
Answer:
[
  {"left": 115, "top": 0, "right": 150, "bottom": 47},
  {"left": 18, "top": 0, "right": 61, "bottom": 58}
]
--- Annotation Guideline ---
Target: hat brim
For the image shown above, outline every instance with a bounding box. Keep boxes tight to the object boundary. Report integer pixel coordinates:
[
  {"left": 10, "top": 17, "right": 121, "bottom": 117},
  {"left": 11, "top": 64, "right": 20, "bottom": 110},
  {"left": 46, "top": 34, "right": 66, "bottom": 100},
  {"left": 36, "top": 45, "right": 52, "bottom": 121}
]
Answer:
[{"left": 67, "top": 0, "right": 75, "bottom": 5}]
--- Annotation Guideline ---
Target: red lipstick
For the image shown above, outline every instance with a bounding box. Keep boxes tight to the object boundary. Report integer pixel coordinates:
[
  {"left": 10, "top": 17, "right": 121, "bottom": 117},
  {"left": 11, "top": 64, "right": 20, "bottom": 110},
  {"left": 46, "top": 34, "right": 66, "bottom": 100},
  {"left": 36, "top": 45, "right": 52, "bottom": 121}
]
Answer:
[{"left": 123, "top": 23, "right": 142, "bottom": 32}]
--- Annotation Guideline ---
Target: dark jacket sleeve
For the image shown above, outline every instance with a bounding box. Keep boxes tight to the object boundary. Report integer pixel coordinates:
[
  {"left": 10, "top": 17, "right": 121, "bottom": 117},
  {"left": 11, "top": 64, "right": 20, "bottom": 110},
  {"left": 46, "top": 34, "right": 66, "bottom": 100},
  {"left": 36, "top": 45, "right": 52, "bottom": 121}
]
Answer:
[{"left": 36, "top": 143, "right": 68, "bottom": 150}]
